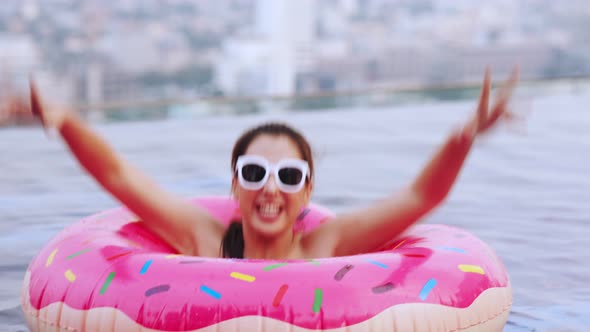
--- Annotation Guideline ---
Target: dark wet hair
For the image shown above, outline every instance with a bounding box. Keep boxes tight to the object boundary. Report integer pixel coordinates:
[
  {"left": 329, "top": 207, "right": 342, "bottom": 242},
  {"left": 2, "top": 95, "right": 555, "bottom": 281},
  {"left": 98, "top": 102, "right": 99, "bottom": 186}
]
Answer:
[{"left": 220, "top": 122, "right": 314, "bottom": 258}]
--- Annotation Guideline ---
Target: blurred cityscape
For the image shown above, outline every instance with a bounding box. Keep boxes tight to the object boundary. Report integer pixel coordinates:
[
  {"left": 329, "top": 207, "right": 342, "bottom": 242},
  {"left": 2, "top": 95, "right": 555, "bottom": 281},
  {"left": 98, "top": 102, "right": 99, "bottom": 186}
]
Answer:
[{"left": 1, "top": 0, "right": 590, "bottom": 124}]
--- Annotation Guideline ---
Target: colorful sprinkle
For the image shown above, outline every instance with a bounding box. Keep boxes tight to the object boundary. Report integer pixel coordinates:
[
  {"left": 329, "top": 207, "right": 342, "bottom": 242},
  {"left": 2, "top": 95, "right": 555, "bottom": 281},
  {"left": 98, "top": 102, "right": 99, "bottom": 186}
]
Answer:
[
  {"left": 99, "top": 272, "right": 116, "bottom": 295},
  {"left": 200, "top": 285, "right": 221, "bottom": 299},
  {"left": 419, "top": 278, "right": 437, "bottom": 301},
  {"left": 372, "top": 282, "right": 394, "bottom": 294},
  {"left": 436, "top": 246, "right": 467, "bottom": 254},
  {"left": 106, "top": 250, "right": 133, "bottom": 261},
  {"left": 140, "top": 260, "right": 153, "bottom": 275},
  {"left": 64, "top": 269, "right": 76, "bottom": 282},
  {"left": 402, "top": 253, "right": 426, "bottom": 258},
  {"left": 366, "top": 259, "right": 388, "bottom": 269},
  {"left": 392, "top": 239, "right": 407, "bottom": 250},
  {"left": 312, "top": 288, "right": 323, "bottom": 313},
  {"left": 334, "top": 264, "right": 354, "bottom": 281},
  {"left": 458, "top": 264, "right": 485, "bottom": 275},
  {"left": 66, "top": 248, "right": 91, "bottom": 260},
  {"left": 230, "top": 272, "right": 256, "bottom": 282},
  {"left": 46, "top": 249, "right": 58, "bottom": 267},
  {"left": 272, "top": 284, "right": 289, "bottom": 307},
  {"left": 145, "top": 284, "right": 170, "bottom": 297},
  {"left": 307, "top": 259, "right": 321, "bottom": 266},
  {"left": 81, "top": 238, "right": 94, "bottom": 245},
  {"left": 264, "top": 263, "right": 288, "bottom": 271},
  {"left": 297, "top": 208, "right": 311, "bottom": 221}
]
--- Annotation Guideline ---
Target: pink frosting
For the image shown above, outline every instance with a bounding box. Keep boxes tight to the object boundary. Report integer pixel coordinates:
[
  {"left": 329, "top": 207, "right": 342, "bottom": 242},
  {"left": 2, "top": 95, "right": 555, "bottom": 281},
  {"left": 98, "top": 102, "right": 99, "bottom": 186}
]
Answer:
[{"left": 26, "top": 197, "right": 509, "bottom": 331}]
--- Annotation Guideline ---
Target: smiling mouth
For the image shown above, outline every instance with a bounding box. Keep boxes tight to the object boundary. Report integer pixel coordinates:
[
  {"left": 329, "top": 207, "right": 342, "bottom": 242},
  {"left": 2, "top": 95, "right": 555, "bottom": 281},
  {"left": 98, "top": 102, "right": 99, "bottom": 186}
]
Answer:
[{"left": 256, "top": 203, "right": 283, "bottom": 221}]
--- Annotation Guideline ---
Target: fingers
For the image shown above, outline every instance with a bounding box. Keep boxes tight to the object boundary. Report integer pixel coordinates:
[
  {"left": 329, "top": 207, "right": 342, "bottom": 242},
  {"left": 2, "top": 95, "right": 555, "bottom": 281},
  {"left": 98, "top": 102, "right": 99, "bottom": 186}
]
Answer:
[
  {"left": 476, "top": 66, "right": 491, "bottom": 131},
  {"left": 29, "top": 78, "right": 41, "bottom": 115},
  {"left": 494, "top": 66, "right": 519, "bottom": 108},
  {"left": 486, "top": 66, "right": 520, "bottom": 130},
  {"left": 499, "top": 66, "right": 519, "bottom": 102},
  {"left": 29, "top": 77, "right": 47, "bottom": 127}
]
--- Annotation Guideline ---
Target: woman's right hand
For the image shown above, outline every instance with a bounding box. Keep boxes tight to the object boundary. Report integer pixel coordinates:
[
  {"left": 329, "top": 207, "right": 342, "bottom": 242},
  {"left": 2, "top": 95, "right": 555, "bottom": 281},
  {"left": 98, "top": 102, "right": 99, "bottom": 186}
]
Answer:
[
  {"left": 29, "top": 80, "right": 68, "bottom": 132},
  {"left": 0, "top": 77, "right": 68, "bottom": 131}
]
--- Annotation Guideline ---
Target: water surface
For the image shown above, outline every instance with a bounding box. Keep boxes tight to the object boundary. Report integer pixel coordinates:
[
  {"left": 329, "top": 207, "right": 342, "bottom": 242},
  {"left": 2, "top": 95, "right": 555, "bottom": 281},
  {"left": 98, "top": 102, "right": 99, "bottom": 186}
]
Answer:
[{"left": 1, "top": 92, "right": 589, "bottom": 331}]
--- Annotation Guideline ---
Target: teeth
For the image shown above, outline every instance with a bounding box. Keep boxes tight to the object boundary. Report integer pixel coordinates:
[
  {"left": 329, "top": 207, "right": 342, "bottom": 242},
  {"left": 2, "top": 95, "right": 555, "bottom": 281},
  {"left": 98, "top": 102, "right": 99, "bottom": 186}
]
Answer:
[{"left": 260, "top": 204, "right": 279, "bottom": 216}]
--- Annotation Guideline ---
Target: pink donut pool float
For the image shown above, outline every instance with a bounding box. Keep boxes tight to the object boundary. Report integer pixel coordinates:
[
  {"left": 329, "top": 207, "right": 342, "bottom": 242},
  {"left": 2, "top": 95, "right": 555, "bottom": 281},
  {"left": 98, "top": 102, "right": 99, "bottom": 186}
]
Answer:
[{"left": 22, "top": 196, "right": 511, "bottom": 331}]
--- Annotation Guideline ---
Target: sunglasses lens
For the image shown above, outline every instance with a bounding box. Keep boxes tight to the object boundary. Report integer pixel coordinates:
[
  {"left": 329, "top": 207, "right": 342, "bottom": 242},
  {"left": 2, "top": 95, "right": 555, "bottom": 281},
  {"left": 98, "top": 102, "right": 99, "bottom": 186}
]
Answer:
[
  {"left": 241, "top": 164, "right": 266, "bottom": 182},
  {"left": 278, "top": 167, "right": 304, "bottom": 185}
]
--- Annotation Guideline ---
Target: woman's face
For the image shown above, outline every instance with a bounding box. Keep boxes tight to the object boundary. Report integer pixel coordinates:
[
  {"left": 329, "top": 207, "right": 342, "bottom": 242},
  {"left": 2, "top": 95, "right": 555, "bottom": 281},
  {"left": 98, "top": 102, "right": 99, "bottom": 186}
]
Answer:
[{"left": 233, "top": 134, "right": 312, "bottom": 240}]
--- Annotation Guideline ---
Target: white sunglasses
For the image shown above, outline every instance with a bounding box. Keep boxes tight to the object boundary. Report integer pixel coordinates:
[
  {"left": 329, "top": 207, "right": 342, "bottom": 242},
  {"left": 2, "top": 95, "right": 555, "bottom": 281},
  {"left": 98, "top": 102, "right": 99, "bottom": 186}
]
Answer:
[{"left": 236, "top": 155, "right": 310, "bottom": 193}]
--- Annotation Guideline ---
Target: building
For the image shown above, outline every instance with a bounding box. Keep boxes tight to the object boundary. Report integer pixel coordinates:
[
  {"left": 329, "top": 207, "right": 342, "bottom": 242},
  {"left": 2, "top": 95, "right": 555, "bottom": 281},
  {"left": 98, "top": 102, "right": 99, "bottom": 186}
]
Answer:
[{"left": 215, "top": 0, "right": 316, "bottom": 96}]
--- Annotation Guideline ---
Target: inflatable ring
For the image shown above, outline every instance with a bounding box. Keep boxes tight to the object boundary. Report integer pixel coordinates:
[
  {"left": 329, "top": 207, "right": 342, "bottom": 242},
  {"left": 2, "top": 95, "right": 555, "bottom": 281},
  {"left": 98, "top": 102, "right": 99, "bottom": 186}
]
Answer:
[{"left": 22, "top": 196, "right": 511, "bottom": 331}]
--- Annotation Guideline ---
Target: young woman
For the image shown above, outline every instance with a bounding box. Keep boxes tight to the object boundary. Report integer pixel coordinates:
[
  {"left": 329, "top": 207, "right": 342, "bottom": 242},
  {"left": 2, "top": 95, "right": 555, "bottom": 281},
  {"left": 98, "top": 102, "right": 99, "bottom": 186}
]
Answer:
[{"left": 5, "top": 67, "right": 519, "bottom": 260}]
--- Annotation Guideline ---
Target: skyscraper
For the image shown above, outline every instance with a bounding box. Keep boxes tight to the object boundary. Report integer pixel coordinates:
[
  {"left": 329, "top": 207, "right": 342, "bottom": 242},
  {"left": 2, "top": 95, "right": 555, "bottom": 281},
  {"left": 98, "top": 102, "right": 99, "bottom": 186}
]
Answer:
[{"left": 216, "top": 0, "right": 316, "bottom": 96}]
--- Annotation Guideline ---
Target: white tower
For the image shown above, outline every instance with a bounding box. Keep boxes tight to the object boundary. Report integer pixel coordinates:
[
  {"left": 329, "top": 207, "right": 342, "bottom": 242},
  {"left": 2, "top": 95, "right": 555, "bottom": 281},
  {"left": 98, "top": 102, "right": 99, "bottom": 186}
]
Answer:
[
  {"left": 216, "top": 0, "right": 316, "bottom": 96},
  {"left": 255, "top": 0, "right": 315, "bottom": 95}
]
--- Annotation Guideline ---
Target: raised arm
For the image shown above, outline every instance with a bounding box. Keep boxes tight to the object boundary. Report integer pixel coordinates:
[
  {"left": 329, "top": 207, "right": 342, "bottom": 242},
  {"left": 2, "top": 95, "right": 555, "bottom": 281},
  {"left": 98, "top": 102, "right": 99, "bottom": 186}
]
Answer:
[
  {"left": 28, "top": 81, "right": 223, "bottom": 256},
  {"left": 308, "top": 67, "right": 520, "bottom": 257}
]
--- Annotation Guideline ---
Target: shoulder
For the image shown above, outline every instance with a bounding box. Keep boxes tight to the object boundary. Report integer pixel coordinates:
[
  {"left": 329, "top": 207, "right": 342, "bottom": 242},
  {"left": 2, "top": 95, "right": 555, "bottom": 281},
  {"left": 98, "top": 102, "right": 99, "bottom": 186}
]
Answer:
[
  {"left": 194, "top": 219, "right": 226, "bottom": 257},
  {"left": 300, "top": 216, "right": 341, "bottom": 258}
]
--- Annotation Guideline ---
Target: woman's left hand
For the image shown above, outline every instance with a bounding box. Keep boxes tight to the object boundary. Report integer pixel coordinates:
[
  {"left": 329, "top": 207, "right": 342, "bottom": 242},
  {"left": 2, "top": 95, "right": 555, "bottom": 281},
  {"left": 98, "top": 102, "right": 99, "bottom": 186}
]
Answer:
[{"left": 462, "top": 66, "right": 520, "bottom": 140}]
